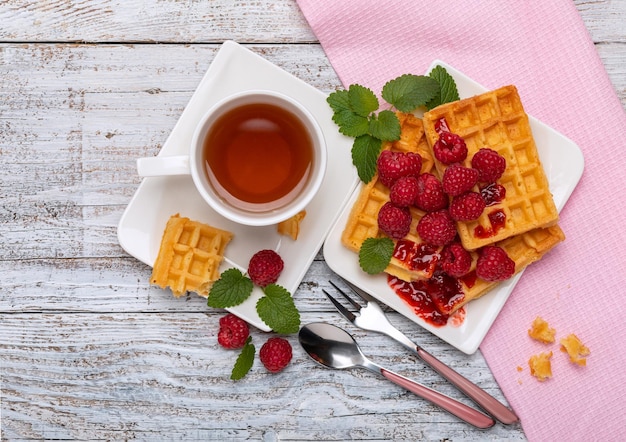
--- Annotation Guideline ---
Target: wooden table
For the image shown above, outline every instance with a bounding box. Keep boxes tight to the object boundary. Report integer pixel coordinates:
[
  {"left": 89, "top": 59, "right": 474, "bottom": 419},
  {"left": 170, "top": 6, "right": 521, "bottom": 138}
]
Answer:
[{"left": 1, "top": 1, "right": 623, "bottom": 440}]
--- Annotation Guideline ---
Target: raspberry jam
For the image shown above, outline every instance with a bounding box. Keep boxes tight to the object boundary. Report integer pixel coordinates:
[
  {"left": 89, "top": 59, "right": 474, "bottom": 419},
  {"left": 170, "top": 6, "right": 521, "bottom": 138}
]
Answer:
[
  {"left": 387, "top": 273, "right": 466, "bottom": 326},
  {"left": 434, "top": 117, "right": 450, "bottom": 134},
  {"left": 393, "top": 240, "right": 440, "bottom": 276},
  {"left": 480, "top": 183, "right": 506, "bottom": 206},
  {"left": 474, "top": 209, "right": 506, "bottom": 239}
]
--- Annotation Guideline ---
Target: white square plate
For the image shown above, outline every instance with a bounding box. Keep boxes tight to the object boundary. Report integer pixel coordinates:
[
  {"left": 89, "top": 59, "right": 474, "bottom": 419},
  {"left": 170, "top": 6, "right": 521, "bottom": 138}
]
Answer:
[
  {"left": 323, "top": 60, "right": 584, "bottom": 354},
  {"left": 117, "top": 41, "right": 358, "bottom": 330}
]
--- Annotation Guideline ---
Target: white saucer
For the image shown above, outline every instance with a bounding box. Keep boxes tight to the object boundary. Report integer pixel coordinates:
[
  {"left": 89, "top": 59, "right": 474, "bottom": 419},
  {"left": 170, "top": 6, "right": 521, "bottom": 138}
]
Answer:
[
  {"left": 323, "top": 61, "right": 585, "bottom": 354},
  {"left": 117, "top": 41, "right": 358, "bottom": 331}
]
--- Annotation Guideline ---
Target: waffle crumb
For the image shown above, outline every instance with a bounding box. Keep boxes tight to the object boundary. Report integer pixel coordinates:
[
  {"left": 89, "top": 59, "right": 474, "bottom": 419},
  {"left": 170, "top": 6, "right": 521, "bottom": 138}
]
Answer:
[
  {"left": 150, "top": 214, "right": 233, "bottom": 297},
  {"left": 560, "top": 334, "right": 590, "bottom": 366},
  {"left": 277, "top": 210, "right": 306, "bottom": 240},
  {"left": 529, "top": 351, "right": 553, "bottom": 381},
  {"left": 528, "top": 316, "right": 556, "bottom": 343}
]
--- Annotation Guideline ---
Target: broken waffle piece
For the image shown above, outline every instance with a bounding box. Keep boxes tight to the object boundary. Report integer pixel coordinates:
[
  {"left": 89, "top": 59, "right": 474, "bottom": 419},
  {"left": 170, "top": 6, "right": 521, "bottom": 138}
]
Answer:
[
  {"left": 529, "top": 351, "right": 553, "bottom": 381},
  {"left": 277, "top": 210, "right": 306, "bottom": 240},
  {"left": 560, "top": 334, "right": 590, "bottom": 366},
  {"left": 150, "top": 214, "right": 233, "bottom": 297},
  {"left": 528, "top": 316, "right": 556, "bottom": 343}
]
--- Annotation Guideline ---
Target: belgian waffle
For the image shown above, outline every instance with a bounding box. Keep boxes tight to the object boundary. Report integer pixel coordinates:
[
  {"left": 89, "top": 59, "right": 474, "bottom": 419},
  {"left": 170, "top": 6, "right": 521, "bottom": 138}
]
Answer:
[
  {"left": 341, "top": 109, "right": 564, "bottom": 315},
  {"left": 341, "top": 113, "right": 440, "bottom": 281},
  {"left": 423, "top": 85, "right": 559, "bottom": 251},
  {"left": 151, "top": 214, "right": 233, "bottom": 297}
]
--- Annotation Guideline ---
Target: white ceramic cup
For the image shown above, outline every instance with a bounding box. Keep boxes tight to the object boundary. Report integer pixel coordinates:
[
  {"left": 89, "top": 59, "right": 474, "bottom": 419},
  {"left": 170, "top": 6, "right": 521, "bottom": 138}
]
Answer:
[{"left": 137, "top": 90, "right": 327, "bottom": 226}]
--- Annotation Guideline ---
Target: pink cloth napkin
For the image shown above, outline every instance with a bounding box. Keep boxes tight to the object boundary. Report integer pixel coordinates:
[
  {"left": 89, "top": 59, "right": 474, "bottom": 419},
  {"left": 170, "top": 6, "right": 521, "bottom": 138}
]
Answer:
[{"left": 297, "top": 0, "right": 626, "bottom": 439}]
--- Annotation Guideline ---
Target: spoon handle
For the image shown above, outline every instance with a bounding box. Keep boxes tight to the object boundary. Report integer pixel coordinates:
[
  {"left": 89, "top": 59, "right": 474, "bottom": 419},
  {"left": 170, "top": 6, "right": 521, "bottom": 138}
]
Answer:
[
  {"left": 380, "top": 368, "right": 495, "bottom": 429},
  {"left": 385, "top": 324, "right": 518, "bottom": 424}
]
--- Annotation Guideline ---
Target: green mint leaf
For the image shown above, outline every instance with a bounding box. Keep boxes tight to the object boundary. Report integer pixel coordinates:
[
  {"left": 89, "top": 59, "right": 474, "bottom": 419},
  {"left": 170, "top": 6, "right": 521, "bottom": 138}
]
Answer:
[
  {"left": 256, "top": 284, "right": 300, "bottom": 334},
  {"left": 231, "top": 337, "right": 255, "bottom": 380},
  {"left": 207, "top": 268, "right": 254, "bottom": 308},
  {"left": 348, "top": 84, "right": 379, "bottom": 117},
  {"left": 382, "top": 74, "right": 440, "bottom": 112},
  {"left": 352, "top": 134, "right": 382, "bottom": 183},
  {"left": 426, "top": 65, "right": 460, "bottom": 110},
  {"left": 359, "top": 237, "right": 395, "bottom": 274},
  {"left": 327, "top": 89, "right": 351, "bottom": 114},
  {"left": 368, "top": 110, "right": 401, "bottom": 141},
  {"left": 332, "top": 109, "right": 369, "bottom": 137}
]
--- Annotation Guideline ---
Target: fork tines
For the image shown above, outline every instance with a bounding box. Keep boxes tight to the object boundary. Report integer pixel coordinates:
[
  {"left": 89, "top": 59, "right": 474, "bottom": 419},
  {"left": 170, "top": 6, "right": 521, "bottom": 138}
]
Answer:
[{"left": 327, "top": 280, "right": 363, "bottom": 310}]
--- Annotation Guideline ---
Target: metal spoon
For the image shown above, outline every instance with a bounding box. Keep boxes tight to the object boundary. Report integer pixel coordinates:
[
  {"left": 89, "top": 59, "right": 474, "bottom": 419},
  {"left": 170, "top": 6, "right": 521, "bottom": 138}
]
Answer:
[{"left": 299, "top": 322, "right": 495, "bottom": 429}]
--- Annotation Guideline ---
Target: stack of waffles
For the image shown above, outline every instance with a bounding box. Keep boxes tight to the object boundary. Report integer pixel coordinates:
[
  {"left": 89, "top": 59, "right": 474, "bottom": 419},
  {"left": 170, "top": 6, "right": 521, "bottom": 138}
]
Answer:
[{"left": 341, "top": 86, "right": 565, "bottom": 315}]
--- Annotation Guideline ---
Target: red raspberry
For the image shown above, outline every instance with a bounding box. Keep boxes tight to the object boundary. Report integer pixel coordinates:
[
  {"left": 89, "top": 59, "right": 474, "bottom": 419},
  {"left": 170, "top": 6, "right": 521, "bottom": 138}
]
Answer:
[
  {"left": 414, "top": 173, "right": 448, "bottom": 212},
  {"left": 390, "top": 176, "right": 419, "bottom": 207},
  {"left": 259, "top": 337, "right": 292, "bottom": 373},
  {"left": 442, "top": 164, "right": 479, "bottom": 196},
  {"left": 471, "top": 148, "right": 506, "bottom": 183},
  {"left": 217, "top": 314, "right": 250, "bottom": 349},
  {"left": 417, "top": 210, "right": 456, "bottom": 246},
  {"left": 377, "top": 202, "right": 411, "bottom": 239},
  {"left": 449, "top": 192, "right": 486, "bottom": 221},
  {"left": 440, "top": 242, "right": 472, "bottom": 277},
  {"left": 248, "top": 249, "right": 284, "bottom": 287},
  {"left": 432, "top": 132, "right": 468, "bottom": 164},
  {"left": 376, "top": 150, "right": 422, "bottom": 188},
  {"left": 476, "top": 246, "right": 515, "bottom": 281}
]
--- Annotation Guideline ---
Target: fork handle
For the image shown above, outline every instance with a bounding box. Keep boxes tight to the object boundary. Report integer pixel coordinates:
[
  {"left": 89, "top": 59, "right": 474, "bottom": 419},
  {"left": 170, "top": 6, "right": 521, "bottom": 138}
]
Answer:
[
  {"left": 380, "top": 368, "right": 495, "bottom": 429},
  {"left": 416, "top": 347, "right": 519, "bottom": 424}
]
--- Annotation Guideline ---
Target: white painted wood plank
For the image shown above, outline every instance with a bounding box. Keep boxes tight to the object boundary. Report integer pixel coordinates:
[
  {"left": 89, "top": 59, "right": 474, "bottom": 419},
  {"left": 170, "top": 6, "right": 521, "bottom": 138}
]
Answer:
[
  {"left": 0, "top": 0, "right": 317, "bottom": 43},
  {"left": 0, "top": 312, "right": 524, "bottom": 441}
]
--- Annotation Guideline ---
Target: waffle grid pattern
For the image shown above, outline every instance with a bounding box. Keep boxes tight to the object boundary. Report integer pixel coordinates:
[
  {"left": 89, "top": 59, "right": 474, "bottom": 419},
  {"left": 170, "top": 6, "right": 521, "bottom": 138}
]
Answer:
[
  {"left": 151, "top": 215, "right": 233, "bottom": 297},
  {"left": 423, "top": 85, "right": 559, "bottom": 251}
]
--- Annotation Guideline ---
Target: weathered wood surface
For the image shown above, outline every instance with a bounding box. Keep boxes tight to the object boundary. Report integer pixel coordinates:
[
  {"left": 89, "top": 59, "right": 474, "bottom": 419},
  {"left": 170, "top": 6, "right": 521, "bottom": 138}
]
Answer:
[{"left": 1, "top": 1, "right": 624, "bottom": 440}]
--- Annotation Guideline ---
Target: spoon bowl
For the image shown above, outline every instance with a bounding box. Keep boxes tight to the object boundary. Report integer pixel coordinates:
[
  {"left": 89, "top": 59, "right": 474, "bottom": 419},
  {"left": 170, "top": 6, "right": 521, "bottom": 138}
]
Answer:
[
  {"left": 299, "top": 321, "right": 367, "bottom": 369},
  {"left": 299, "top": 322, "right": 495, "bottom": 429}
]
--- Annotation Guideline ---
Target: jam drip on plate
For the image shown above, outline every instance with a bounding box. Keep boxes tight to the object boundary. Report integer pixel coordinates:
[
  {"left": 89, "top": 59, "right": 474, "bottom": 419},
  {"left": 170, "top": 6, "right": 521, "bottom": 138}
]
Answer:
[{"left": 387, "top": 273, "right": 466, "bottom": 327}]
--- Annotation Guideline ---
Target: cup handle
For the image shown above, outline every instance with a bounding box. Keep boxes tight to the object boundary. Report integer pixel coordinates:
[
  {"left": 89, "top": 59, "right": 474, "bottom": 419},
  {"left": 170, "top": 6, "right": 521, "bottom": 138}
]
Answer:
[{"left": 137, "top": 155, "right": 191, "bottom": 177}]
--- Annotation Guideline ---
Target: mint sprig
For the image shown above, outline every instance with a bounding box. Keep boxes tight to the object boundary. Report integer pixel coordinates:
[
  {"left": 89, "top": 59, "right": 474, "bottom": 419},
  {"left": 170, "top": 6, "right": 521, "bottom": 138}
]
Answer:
[
  {"left": 207, "top": 268, "right": 301, "bottom": 334},
  {"left": 207, "top": 268, "right": 254, "bottom": 308},
  {"left": 327, "top": 67, "right": 458, "bottom": 184},
  {"left": 231, "top": 337, "right": 255, "bottom": 380},
  {"left": 359, "top": 237, "right": 395, "bottom": 274},
  {"left": 256, "top": 284, "right": 301, "bottom": 334},
  {"left": 381, "top": 74, "right": 440, "bottom": 112},
  {"left": 426, "top": 66, "right": 460, "bottom": 110}
]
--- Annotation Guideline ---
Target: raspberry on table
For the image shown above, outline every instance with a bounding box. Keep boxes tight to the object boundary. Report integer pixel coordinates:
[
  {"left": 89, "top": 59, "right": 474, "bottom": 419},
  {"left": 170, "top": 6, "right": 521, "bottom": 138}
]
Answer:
[
  {"left": 259, "top": 337, "right": 293, "bottom": 373},
  {"left": 390, "top": 176, "right": 419, "bottom": 207},
  {"left": 476, "top": 246, "right": 515, "bottom": 281},
  {"left": 449, "top": 192, "right": 486, "bottom": 221},
  {"left": 442, "top": 164, "right": 479, "bottom": 197},
  {"left": 432, "top": 132, "right": 468, "bottom": 164},
  {"left": 376, "top": 150, "right": 422, "bottom": 188},
  {"left": 377, "top": 202, "right": 411, "bottom": 239},
  {"left": 440, "top": 242, "right": 472, "bottom": 277},
  {"left": 471, "top": 148, "right": 506, "bottom": 183},
  {"left": 248, "top": 249, "right": 284, "bottom": 287},
  {"left": 414, "top": 173, "right": 448, "bottom": 212},
  {"left": 417, "top": 210, "right": 457, "bottom": 246},
  {"left": 217, "top": 313, "right": 250, "bottom": 349}
]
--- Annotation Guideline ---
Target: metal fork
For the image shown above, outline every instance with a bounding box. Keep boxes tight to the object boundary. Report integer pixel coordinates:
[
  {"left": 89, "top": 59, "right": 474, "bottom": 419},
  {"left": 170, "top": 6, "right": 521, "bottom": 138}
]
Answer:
[{"left": 323, "top": 279, "right": 519, "bottom": 425}]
